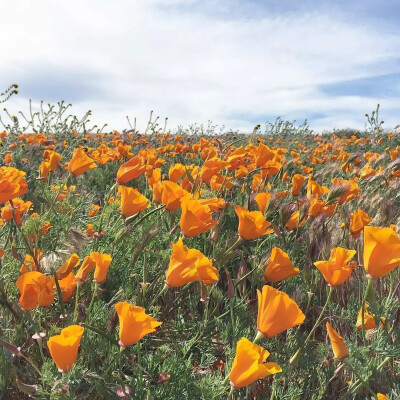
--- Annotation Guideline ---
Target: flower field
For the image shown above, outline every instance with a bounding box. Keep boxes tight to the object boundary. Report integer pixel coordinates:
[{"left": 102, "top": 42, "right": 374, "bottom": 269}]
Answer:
[{"left": 0, "top": 98, "right": 400, "bottom": 399}]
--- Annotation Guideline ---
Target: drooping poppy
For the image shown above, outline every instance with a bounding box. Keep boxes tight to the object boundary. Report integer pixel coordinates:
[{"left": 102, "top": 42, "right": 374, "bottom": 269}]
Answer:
[
  {"left": 116, "top": 156, "right": 146, "bottom": 184},
  {"left": 349, "top": 209, "right": 372, "bottom": 238},
  {"left": 257, "top": 285, "right": 305, "bottom": 338},
  {"left": 115, "top": 301, "right": 162, "bottom": 347},
  {"left": 67, "top": 148, "right": 97, "bottom": 176},
  {"left": 326, "top": 322, "right": 349, "bottom": 361},
  {"left": 180, "top": 198, "right": 218, "bottom": 238},
  {"left": 363, "top": 226, "right": 400, "bottom": 278},
  {"left": 166, "top": 237, "right": 219, "bottom": 287},
  {"left": 56, "top": 253, "right": 80, "bottom": 280},
  {"left": 229, "top": 337, "right": 282, "bottom": 389},
  {"left": 314, "top": 247, "right": 356, "bottom": 286},
  {"left": 118, "top": 185, "right": 149, "bottom": 218},
  {"left": 47, "top": 325, "right": 84, "bottom": 372},
  {"left": 234, "top": 205, "right": 273, "bottom": 240},
  {"left": 264, "top": 247, "right": 299, "bottom": 282}
]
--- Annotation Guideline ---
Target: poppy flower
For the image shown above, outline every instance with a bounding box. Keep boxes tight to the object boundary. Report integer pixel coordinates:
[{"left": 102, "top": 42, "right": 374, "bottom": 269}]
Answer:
[
  {"left": 180, "top": 198, "right": 218, "bottom": 238},
  {"left": 46, "top": 151, "right": 62, "bottom": 172},
  {"left": 356, "top": 304, "right": 377, "bottom": 330},
  {"left": 314, "top": 248, "right": 356, "bottom": 286},
  {"left": 168, "top": 163, "right": 187, "bottom": 182},
  {"left": 75, "top": 256, "right": 96, "bottom": 282},
  {"left": 349, "top": 209, "right": 372, "bottom": 238},
  {"left": 58, "top": 272, "right": 76, "bottom": 302},
  {"left": 47, "top": 325, "right": 84, "bottom": 372},
  {"left": 67, "top": 148, "right": 97, "bottom": 176},
  {"left": 229, "top": 337, "right": 282, "bottom": 389},
  {"left": 115, "top": 301, "right": 162, "bottom": 347},
  {"left": 161, "top": 180, "right": 192, "bottom": 211},
  {"left": 285, "top": 210, "right": 307, "bottom": 231},
  {"left": 116, "top": 156, "right": 146, "bottom": 184},
  {"left": 326, "top": 322, "right": 349, "bottom": 361},
  {"left": 118, "top": 185, "right": 149, "bottom": 218},
  {"left": 291, "top": 174, "right": 306, "bottom": 196},
  {"left": 234, "top": 205, "right": 273, "bottom": 240},
  {"left": 1, "top": 198, "right": 32, "bottom": 226},
  {"left": 199, "top": 158, "right": 229, "bottom": 182},
  {"left": 257, "top": 285, "right": 305, "bottom": 338},
  {"left": 363, "top": 226, "right": 400, "bottom": 278},
  {"left": 88, "top": 204, "right": 100, "bottom": 217},
  {"left": 91, "top": 252, "right": 112, "bottom": 284},
  {"left": 166, "top": 237, "right": 219, "bottom": 287},
  {"left": 16, "top": 271, "right": 55, "bottom": 310},
  {"left": 0, "top": 167, "right": 28, "bottom": 205},
  {"left": 377, "top": 394, "right": 388, "bottom": 400},
  {"left": 255, "top": 192, "right": 272, "bottom": 215},
  {"left": 57, "top": 253, "right": 80, "bottom": 280},
  {"left": 264, "top": 247, "right": 299, "bottom": 282},
  {"left": 39, "top": 161, "right": 50, "bottom": 179}
]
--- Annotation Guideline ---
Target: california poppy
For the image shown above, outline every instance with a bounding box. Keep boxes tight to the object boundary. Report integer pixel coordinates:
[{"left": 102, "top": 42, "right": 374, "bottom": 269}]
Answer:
[
  {"left": 363, "top": 226, "right": 400, "bottom": 278},
  {"left": 356, "top": 303, "right": 377, "bottom": 330},
  {"left": 57, "top": 253, "right": 80, "bottom": 280},
  {"left": 291, "top": 174, "right": 306, "bottom": 196},
  {"left": 91, "top": 252, "right": 112, "bottom": 284},
  {"left": 314, "top": 248, "right": 356, "bottom": 286},
  {"left": 161, "top": 180, "right": 192, "bottom": 211},
  {"left": 115, "top": 301, "right": 162, "bottom": 347},
  {"left": 264, "top": 247, "right": 299, "bottom": 282},
  {"left": 255, "top": 192, "right": 272, "bottom": 215},
  {"left": 118, "top": 185, "right": 149, "bottom": 218},
  {"left": 257, "top": 285, "right": 305, "bottom": 338},
  {"left": 1, "top": 198, "right": 32, "bottom": 226},
  {"left": 180, "top": 198, "right": 218, "bottom": 238},
  {"left": 116, "top": 156, "right": 145, "bottom": 184},
  {"left": 57, "top": 272, "right": 77, "bottom": 302},
  {"left": 349, "top": 209, "right": 371, "bottom": 238},
  {"left": 229, "top": 337, "right": 282, "bottom": 389},
  {"left": 326, "top": 322, "right": 349, "bottom": 361},
  {"left": 234, "top": 205, "right": 273, "bottom": 240},
  {"left": 47, "top": 325, "right": 84, "bottom": 372},
  {"left": 166, "top": 238, "right": 219, "bottom": 287},
  {"left": 75, "top": 256, "right": 96, "bottom": 282},
  {"left": 67, "top": 148, "right": 97, "bottom": 176}
]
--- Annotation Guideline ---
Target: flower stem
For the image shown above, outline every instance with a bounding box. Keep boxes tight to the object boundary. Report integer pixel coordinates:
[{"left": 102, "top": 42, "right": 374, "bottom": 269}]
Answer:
[{"left": 361, "top": 278, "right": 372, "bottom": 346}]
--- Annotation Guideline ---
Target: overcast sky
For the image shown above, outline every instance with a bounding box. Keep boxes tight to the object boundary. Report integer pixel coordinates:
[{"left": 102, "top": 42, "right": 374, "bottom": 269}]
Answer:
[{"left": 1, "top": 0, "right": 400, "bottom": 133}]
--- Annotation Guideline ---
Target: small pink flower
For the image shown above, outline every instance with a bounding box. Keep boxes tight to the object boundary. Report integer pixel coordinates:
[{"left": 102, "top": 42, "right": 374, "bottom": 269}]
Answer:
[
  {"left": 158, "top": 372, "right": 171, "bottom": 383},
  {"left": 116, "top": 385, "right": 131, "bottom": 398}
]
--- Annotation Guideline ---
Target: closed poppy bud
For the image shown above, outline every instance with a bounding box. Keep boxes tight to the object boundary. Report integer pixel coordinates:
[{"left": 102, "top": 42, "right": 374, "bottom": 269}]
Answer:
[
  {"left": 91, "top": 252, "right": 112, "bottom": 284},
  {"left": 264, "top": 247, "right": 299, "bottom": 282},
  {"left": 291, "top": 174, "right": 306, "bottom": 196},
  {"left": 57, "top": 253, "right": 80, "bottom": 280},
  {"left": 234, "top": 205, "right": 273, "bottom": 240},
  {"left": 47, "top": 151, "right": 62, "bottom": 172},
  {"left": 161, "top": 181, "right": 191, "bottom": 211},
  {"left": 363, "top": 226, "right": 400, "bottom": 278},
  {"left": 314, "top": 248, "right": 356, "bottom": 287},
  {"left": 67, "top": 148, "right": 97, "bottom": 176},
  {"left": 180, "top": 198, "right": 218, "bottom": 238},
  {"left": 326, "top": 322, "right": 349, "bottom": 361},
  {"left": 257, "top": 285, "right": 305, "bottom": 338},
  {"left": 0, "top": 167, "right": 28, "bottom": 205},
  {"left": 166, "top": 237, "right": 219, "bottom": 287},
  {"left": 349, "top": 209, "right": 372, "bottom": 238},
  {"left": 118, "top": 185, "right": 149, "bottom": 218},
  {"left": 75, "top": 256, "right": 96, "bottom": 282},
  {"left": 116, "top": 156, "right": 146, "bottom": 184},
  {"left": 115, "top": 301, "right": 162, "bottom": 347},
  {"left": 47, "top": 325, "right": 84, "bottom": 372},
  {"left": 39, "top": 161, "right": 51, "bottom": 179},
  {"left": 229, "top": 337, "right": 282, "bottom": 389},
  {"left": 356, "top": 304, "right": 377, "bottom": 331}
]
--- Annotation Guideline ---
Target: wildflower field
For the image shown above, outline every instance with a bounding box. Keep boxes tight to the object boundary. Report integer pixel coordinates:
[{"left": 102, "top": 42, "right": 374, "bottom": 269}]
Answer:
[{"left": 0, "top": 90, "right": 400, "bottom": 399}]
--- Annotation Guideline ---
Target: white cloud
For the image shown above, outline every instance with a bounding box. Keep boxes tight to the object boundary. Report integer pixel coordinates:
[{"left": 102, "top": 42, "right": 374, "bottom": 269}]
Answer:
[{"left": 1, "top": 0, "right": 399, "bottom": 132}]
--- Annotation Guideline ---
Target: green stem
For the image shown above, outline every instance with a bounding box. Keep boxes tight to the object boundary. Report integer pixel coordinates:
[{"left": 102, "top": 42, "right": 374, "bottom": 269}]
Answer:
[
  {"left": 343, "top": 360, "right": 376, "bottom": 398},
  {"left": 73, "top": 282, "right": 81, "bottom": 323},
  {"left": 361, "top": 278, "right": 372, "bottom": 345},
  {"left": 136, "top": 341, "right": 143, "bottom": 394},
  {"left": 54, "top": 273, "right": 66, "bottom": 316},
  {"left": 88, "top": 283, "right": 99, "bottom": 315}
]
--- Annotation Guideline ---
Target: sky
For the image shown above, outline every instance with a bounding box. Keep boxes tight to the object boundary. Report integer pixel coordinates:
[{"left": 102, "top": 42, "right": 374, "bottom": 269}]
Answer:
[{"left": 1, "top": 0, "right": 400, "bottom": 133}]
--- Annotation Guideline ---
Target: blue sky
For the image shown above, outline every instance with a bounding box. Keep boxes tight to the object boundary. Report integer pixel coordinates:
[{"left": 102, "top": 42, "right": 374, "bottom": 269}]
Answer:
[{"left": 1, "top": 0, "right": 400, "bottom": 132}]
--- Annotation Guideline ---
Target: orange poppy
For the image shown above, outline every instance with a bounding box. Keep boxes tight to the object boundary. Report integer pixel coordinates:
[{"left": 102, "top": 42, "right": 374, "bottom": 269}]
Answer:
[
  {"left": 356, "top": 304, "right": 376, "bottom": 330},
  {"left": 1, "top": 198, "right": 32, "bottom": 226},
  {"left": 264, "top": 247, "right": 299, "bottom": 282},
  {"left": 168, "top": 163, "right": 187, "bottom": 182},
  {"left": 57, "top": 272, "right": 77, "bottom": 302},
  {"left": 229, "top": 337, "right": 282, "bottom": 389},
  {"left": 257, "top": 285, "right": 305, "bottom": 338},
  {"left": 0, "top": 167, "right": 28, "bottom": 205},
  {"left": 47, "top": 325, "right": 84, "bottom": 372},
  {"left": 57, "top": 253, "right": 80, "bottom": 280},
  {"left": 161, "top": 180, "right": 192, "bottom": 211},
  {"left": 255, "top": 192, "right": 272, "bottom": 215},
  {"left": 326, "top": 322, "right": 349, "bottom": 361},
  {"left": 349, "top": 209, "right": 372, "bottom": 238},
  {"left": 291, "top": 174, "right": 306, "bottom": 196},
  {"left": 91, "top": 252, "right": 112, "bottom": 284},
  {"left": 166, "top": 237, "right": 219, "bottom": 287},
  {"left": 180, "top": 198, "right": 218, "bottom": 238},
  {"left": 314, "top": 248, "right": 356, "bottom": 286},
  {"left": 115, "top": 301, "right": 162, "bottom": 347},
  {"left": 67, "top": 148, "right": 97, "bottom": 176},
  {"left": 75, "top": 256, "right": 96, "bottom": 282},
  {"left": 116, "top": 156, "right": 146, "bottom": 184},
  {"left": 234, "top": 205, "right": 273, "bottom": 240},
  {"left": 363, "top": 226, "right": 400, "bottom": 278},
  {"left": 118, "top": 185, "right": 149, "bottom": 218}
]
